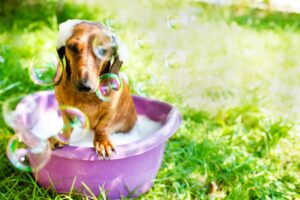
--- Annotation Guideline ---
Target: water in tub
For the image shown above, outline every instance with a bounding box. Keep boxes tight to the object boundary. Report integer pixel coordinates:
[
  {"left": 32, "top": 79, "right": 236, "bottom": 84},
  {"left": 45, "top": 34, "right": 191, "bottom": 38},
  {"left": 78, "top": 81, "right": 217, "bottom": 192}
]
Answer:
[{"left": 30, "top": 109, "right": 162, "bottom": 147}]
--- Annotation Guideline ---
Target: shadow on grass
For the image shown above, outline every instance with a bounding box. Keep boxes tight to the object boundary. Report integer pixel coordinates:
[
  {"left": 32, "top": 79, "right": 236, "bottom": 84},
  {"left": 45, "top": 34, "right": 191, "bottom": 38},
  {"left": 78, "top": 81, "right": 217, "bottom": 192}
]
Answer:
[
  {"left": 3, "top": 1, "right": 300, "bottom": 33},
  {"left": 56, "top": 1, "right": 100, "bottom": 24},
  {"left": 194, "top": 2, "right": 300, "bottom": 32},
  {"left": 0, "top": 0, "right": 57, "bottom": 32},
  {"left": 228, "top": 7, "right": 300, "bottom": 31},
  {"left": 0, "top": 0, "right": 102, "bottom": 33}
]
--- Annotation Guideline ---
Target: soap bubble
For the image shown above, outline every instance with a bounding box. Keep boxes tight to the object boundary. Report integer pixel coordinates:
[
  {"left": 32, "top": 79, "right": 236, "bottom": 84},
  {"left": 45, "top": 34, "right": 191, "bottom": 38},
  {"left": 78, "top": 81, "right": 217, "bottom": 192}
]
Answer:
[
  {"left": 135, "top": 32, "right": 156, "bottom": 49},
  {"left": 166, "top": 15, "right": 182, "bottom": 29},
  {"left": 3, "top": 94, "right": 50, "bottom": 150},
  {"left": 0, "top": 55, "right": 5, "bottom": 63},
  {"left": 6, "top": 134, "right": 51, "bottom": 172},
  {"left": 104, "top": 18, "right": 124, "bottom": 31},
  {"left": 165, "top": 52, "right": 186, "bottom": 69},
  {"left": 120, "top": 72, "right": 129, "bottom": 84},
  {"left": 7, "top": 135, "right": 31, "bottom": 172},
  {"left": 55, "top": 106, "right": 90, "bottom": 143},
  {"left": 3, "top": 93, "right": 91, "bottom": 146},
  {"left": 29, "top": 54, "right": 63, "bottom": 86},
  {"left": 96, "top": 73, "right": 123, "bottom": 101},
  {"left": 166, "top": 14, "right": 189, "bottom": 30},
  {"left": 134, "top": 82, "right": 147, "bottom": 97},
  {"left": 2, "top": 95, "right": 37, "bottom": 129},
  {"left": 92, "top": 31, "right": 117, "bottom": 61},
  {"left": 3, "top": 93, "right": 92, "bottom": 172},
  {"left": 144, "top": 70, "right": 157, "bottom": 85}
]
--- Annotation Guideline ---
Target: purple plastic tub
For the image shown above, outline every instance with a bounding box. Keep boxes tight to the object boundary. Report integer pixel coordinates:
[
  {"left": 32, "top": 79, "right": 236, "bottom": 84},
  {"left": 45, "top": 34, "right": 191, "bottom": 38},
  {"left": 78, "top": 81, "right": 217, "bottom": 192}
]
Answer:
[{"left": 16, "top": 91, "right": 181, "bottom": 199}]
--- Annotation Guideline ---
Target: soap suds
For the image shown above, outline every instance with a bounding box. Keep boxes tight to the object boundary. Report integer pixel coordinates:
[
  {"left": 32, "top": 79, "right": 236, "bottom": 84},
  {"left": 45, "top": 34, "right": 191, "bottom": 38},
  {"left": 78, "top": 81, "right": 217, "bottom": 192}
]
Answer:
[
  {"left": 57, "top": 19, "right": 128, "bottom": 61},
  {"left": 31, "top": 109, "right": 64, "bottom": 140},
  {"left": 57, "top": 19, "right": 84, "bottom": 49},
  {"left": 30, "top": 109, "right": 162, "bottom": 147}
]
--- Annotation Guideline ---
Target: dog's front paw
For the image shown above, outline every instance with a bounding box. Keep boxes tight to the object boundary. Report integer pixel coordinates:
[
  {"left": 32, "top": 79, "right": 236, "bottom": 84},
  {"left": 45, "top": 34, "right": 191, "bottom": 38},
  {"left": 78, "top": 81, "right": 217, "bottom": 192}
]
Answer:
[
  {"left": 94, "top": 135, "right": 116, "bottom": 160},
  {"left": 49, "top": 137, "right": 68, "bottom": 150}
]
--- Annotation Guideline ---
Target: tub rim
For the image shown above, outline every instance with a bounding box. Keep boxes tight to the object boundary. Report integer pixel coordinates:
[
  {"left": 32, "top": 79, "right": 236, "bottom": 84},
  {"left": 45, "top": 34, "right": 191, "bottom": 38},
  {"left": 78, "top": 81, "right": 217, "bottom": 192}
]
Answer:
[{"left": 17, "top": 90, "right": 182, "bottom": 160}]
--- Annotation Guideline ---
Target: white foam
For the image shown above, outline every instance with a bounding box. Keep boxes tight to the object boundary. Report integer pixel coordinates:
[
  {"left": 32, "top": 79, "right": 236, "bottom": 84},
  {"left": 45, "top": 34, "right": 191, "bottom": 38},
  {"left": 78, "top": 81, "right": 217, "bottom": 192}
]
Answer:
[
  {"left": 107, "top": 115, "right": 161, "bottom": 145},
  {"left": 30, "top": 110, "right": 162, "bottom": 147},
  {"left": 57, "top": 19, "right": 128, "bottom": 61},
  {"left": 69, "top": 115, "right": 161, "bottom": 147},
  {"left": 57, "top": 19, "right": 84, "bottom": 49},
  {"left": 31, "top": 109, "right": 64, "bottom": 140}
]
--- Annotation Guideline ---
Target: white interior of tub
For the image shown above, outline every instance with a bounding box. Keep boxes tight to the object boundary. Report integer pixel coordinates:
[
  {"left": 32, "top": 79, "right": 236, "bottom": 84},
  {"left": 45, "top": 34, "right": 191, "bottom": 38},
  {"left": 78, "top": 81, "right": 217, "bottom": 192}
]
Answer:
[{"left": 30, "top": 109, "right": 162, "bottom": 147}]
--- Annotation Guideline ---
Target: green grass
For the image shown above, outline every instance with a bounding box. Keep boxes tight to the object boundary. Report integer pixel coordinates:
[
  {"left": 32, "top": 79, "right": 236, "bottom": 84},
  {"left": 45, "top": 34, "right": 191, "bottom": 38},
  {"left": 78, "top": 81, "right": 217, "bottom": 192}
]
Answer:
[{"left": 1, "top": 0, "right": 300, "bottom": 199}]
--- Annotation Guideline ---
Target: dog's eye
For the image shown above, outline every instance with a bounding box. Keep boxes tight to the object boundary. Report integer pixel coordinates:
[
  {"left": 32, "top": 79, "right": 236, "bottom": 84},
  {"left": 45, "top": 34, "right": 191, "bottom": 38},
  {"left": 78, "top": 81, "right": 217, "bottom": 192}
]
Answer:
[
  {"left": 93, "top": 46, "right": 110, "bottom": 59},
  {"left": 67, "top": 44, "right": 78, "bottom": 53},
  {"left": 96, "top": 48, "right": 107, "bottom": 56}
]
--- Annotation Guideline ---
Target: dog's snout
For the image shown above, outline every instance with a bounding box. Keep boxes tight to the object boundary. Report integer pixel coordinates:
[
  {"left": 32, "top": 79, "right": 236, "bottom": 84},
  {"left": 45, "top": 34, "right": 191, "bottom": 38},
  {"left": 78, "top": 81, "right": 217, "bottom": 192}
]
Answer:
[{"left": 76, "top": 80, "right": 92, "bottom": 92}]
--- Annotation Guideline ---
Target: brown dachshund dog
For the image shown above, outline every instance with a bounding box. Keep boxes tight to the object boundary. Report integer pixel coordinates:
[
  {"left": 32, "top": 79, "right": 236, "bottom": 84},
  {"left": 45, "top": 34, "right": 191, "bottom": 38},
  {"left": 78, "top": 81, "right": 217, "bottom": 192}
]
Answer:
[{"left": 51, "top": 21, "right": 137, "bottom": 158}]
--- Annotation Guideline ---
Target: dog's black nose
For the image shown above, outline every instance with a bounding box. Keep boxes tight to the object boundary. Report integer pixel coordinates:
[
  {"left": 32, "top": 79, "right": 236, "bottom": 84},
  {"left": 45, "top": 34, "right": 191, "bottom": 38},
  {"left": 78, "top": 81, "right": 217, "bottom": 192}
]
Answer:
[{"left": 76, "top": 81, "right": 92, "bottom": 92}]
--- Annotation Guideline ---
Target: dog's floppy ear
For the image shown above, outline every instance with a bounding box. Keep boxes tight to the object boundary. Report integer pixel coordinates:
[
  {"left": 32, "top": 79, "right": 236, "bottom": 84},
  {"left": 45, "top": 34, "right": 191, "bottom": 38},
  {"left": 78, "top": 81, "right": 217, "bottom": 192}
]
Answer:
[
  {"left": 57, "top": 46, "right": 65, "bottom": 61},
  {"left": 108, "top": 35, "right": 126, "bottom": 75},
  {"left": 56, "top": 46, "right": 71, "bottom": 80},
  {"left": 110, "top": 56, "right": 123, "bottom": 75}
]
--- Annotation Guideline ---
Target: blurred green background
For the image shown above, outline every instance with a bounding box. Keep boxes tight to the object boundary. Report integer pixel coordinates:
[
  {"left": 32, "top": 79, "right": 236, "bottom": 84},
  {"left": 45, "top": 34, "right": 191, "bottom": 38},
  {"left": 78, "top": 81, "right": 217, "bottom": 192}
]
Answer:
[{"left": 0, "top": 0, "right": 300, "bottom": 199}]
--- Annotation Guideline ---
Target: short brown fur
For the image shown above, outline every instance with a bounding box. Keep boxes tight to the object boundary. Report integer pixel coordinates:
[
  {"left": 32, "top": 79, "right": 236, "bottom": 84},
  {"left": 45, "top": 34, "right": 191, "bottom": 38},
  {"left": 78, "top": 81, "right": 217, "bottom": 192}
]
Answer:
[{"left": 52, "top": 22, "right": 137, "bottom": 157}]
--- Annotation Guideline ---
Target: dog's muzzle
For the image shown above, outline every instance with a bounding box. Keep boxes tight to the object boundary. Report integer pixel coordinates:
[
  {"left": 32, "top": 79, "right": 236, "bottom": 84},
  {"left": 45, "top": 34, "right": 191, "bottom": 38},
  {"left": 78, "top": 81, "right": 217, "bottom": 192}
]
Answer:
[{"left": 76, "top": 80, "right": 92, "bottom": 92}]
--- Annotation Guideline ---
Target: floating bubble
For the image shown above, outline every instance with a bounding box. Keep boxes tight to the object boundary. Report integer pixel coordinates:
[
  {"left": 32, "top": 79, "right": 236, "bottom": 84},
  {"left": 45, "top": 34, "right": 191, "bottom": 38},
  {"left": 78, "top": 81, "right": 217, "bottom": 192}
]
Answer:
[
  {"left": 166, "top": 14, "right": 189, "bottom": 30},
  {"left": 3, "top": 94, "right": 92, "bottom": 172},
  {"left": 55, "top": 106, "right": 90, "bottom": 143},
  {"left": 134, "top": 82, "right": 147, "bottom": 97},
  {"left": 6, "top": 135, "right": 31, "bottom": 172},
  {"left": 0, "top": 55, "right": 5, "bottom": 63},
  {"left": 135, "top": 33, "right": 156, "bottom": 49},
  {"left": 29, "top": 54, "right": 63, "bottom": 86},
  {"left": 3, "top": 92, "right": 90, "bottom": 147},
  {"left": 2, "top": 96, "right": 23, "bottom": 129},
  {"left": 166, "top": 15, "right": 183, "bottom": 29},
  {"left": 2, "top": 95, "right": 37, "bottom": 129},
  {"left": 29, "top": 107, "right": 63, "bottom": 142},
  {"left": 165, "top": 52, "right": 186, "bottom": 69},
  {"left": 104, "top": 18, "right": 124, "bottom": 31},
  {"left": 19, "top": 129, "right": 45, "bottom": 151},
  {"left": 92, "top": 31, "right": 117, "bottom": 61},
  {"left": 119, "top": 72, "right": 129, "bottom": 84},
  {"left": 3, "top": 95, "right": 51, "bottom": 150},
  {"left": 6, "top": 134, "right": 51, "bottom": 172},
  {"left": 144, "top": 70, "right": 157, "bottom": 85},
  {"left": 96, "top": 73, "right": 123, "bottom": 102}
]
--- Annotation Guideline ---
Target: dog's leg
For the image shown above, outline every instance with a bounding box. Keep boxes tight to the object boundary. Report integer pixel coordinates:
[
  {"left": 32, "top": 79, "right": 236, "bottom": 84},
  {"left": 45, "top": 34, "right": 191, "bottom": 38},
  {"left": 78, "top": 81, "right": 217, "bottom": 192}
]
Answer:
[
  {"left": 94, "top": 115, "right": 115, "bottom": 159},
  {"left": 94, "top": 131, "right": 115, "bottom": 159},
  {"left": 49, "top": 112, "right": 73, "bottom": 150}
]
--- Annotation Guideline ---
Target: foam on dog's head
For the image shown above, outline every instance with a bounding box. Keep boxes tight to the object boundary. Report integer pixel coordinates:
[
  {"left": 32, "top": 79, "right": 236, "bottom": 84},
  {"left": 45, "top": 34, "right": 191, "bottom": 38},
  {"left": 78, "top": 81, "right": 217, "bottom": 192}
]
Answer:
[
  {"left": 57, "top": 19, "right": 84, "bottom": 49},
  {"left": 56, "top": 19, "right": 128, "bottom": 61}
]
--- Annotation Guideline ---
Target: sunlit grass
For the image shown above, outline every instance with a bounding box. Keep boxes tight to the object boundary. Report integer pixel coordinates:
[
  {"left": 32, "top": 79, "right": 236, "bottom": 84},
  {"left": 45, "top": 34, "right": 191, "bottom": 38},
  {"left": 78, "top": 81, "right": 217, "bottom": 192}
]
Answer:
[{"left": 0, "top": 0, "right": 300, "bottom": 199}]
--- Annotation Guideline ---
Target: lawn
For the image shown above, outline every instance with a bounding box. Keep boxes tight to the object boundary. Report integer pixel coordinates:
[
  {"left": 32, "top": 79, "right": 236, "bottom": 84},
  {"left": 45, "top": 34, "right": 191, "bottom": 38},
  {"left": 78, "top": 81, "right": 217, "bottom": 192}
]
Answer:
[{"left": 0, "top": 0, "right": 300, "bottom": 199}]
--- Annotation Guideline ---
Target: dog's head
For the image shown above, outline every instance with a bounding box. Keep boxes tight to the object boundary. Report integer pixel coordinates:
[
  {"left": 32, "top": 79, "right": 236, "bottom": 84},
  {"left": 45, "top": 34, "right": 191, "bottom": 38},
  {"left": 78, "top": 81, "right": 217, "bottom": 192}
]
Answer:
[{"left": 56, "top": 20, "right": 126, "bottom": 92}]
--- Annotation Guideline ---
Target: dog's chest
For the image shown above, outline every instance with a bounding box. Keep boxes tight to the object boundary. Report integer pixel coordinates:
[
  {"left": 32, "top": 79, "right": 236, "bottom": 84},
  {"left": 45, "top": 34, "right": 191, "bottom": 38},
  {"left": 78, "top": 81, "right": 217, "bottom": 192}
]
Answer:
[{"left": 55, "top": 88, "right": 110, "bottom": 126}]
